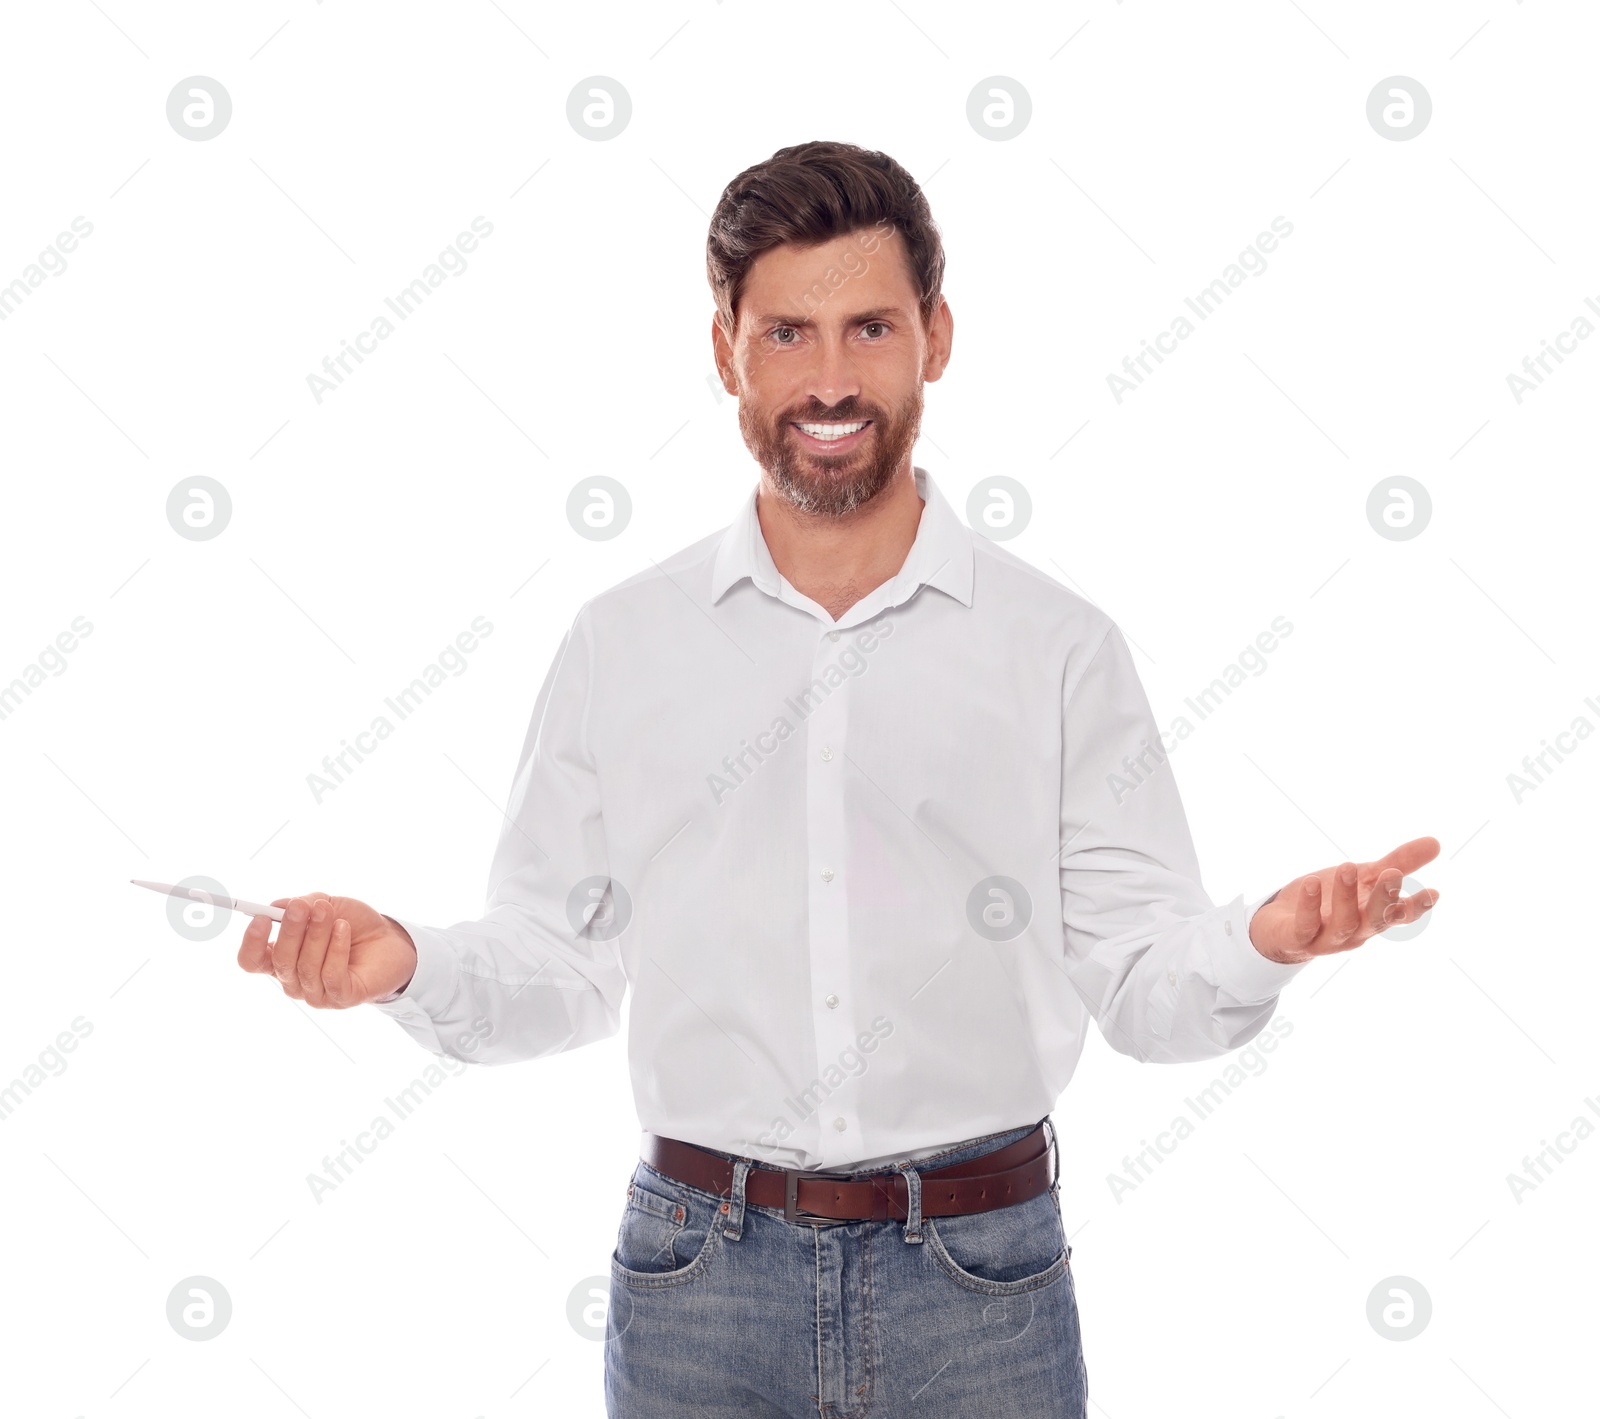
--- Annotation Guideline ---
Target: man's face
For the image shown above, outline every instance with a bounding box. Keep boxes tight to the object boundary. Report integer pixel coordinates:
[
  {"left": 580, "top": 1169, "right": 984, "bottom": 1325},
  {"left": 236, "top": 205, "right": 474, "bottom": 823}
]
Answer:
[{"left": 712, "top": 228, "right": 952, "bottom": 518}]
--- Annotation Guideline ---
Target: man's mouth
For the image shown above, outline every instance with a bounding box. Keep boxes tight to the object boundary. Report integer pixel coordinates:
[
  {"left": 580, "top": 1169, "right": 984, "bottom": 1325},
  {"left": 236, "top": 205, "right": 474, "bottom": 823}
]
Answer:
[{"left": 790, "top": 419, "right": 872, "bottom": 452}]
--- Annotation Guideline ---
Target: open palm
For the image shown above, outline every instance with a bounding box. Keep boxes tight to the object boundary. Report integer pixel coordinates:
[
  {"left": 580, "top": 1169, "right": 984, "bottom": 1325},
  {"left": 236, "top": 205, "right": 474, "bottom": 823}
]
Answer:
[{"left": 1248, "top": 835, "right": 1441, "bottom": 965}]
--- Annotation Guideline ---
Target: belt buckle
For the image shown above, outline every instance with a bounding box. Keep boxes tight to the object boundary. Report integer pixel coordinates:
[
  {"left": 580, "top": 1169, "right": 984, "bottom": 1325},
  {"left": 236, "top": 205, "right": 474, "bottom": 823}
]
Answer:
[{"left": 783, "top": 1168, "right": 852, "bottom": 1225}]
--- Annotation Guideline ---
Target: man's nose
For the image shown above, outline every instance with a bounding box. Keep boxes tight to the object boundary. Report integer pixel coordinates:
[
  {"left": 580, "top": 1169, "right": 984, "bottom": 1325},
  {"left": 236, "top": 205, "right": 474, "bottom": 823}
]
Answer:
[{"left": 805, "top": 334, "right": 863, "bottom": 408}]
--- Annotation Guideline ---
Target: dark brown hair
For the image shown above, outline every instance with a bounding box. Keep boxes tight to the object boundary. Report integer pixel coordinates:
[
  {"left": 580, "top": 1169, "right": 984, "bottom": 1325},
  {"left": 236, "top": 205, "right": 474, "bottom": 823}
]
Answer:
[{"left": 706, "top": 140, "right": 945, "bottom": 335}]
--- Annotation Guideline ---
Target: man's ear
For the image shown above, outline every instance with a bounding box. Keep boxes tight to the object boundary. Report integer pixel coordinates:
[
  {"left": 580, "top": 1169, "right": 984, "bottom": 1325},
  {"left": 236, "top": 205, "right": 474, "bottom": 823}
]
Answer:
[
  {"left": 711, "top": 313, "right": 739, "bottom": 397},
  {"left": 921, "top": 296, "right": 954, "bottom": 383}
]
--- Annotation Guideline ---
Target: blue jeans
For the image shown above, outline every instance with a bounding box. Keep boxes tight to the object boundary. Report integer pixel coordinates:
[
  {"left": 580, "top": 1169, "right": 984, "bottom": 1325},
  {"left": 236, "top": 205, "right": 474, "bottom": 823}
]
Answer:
[{"left": 605, "top": 1119, "right": 1087, "bottom": 1417}]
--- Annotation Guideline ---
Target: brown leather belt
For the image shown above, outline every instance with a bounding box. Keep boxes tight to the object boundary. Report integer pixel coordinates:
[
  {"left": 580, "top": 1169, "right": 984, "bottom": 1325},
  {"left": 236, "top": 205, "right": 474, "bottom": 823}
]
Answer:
[{"left": 641, "top": 1121, "right": 1056, "bottom": 1225}]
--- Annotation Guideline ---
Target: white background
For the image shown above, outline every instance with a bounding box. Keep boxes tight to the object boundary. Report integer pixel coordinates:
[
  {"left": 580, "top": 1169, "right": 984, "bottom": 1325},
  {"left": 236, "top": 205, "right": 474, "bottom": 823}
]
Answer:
[{"left": 2, "top": 1, "right": 1594, "bottom": 1415}]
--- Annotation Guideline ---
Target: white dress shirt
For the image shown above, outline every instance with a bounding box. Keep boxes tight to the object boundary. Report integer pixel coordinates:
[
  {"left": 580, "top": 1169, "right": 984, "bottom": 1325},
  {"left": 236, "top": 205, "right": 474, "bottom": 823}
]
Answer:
[{"left": 373, "top": 465, "right": 1308, "bottom": 1170}]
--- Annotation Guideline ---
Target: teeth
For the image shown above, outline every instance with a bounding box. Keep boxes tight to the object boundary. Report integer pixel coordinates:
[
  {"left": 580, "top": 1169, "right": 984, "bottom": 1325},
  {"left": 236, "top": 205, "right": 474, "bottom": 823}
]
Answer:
[{"left": 797, "top": 421, "right": 867, "bottom": 440}]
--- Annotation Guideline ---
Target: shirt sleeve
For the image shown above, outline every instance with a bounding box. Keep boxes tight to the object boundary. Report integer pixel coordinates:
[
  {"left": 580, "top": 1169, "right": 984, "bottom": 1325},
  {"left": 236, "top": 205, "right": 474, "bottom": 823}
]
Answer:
[
  {"left": 368, "top": 604, "right": 628, "bottom": 1064},
  {"left": 1057, "top": 621, "right": 1308, "bottom": 1064}
]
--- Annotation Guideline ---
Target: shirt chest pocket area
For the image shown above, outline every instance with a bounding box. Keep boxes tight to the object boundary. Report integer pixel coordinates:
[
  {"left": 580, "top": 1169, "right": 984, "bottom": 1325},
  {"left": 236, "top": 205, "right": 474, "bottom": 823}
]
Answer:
[{"left": 612, "top": 1177, "right": 713, "bottom": 1278}]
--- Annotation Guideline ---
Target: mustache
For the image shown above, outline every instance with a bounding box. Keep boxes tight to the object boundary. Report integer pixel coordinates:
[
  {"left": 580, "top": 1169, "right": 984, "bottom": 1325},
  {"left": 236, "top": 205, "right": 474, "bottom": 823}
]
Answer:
[{"left": 782, "top": 401, "right": 877, "bottom": 423}]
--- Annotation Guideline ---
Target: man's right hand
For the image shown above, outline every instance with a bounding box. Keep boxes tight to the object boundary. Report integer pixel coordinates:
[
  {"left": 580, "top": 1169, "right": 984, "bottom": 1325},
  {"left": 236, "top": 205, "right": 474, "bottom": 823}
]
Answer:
[{"left": 238, "top": 893, "right": 417, "bottom": 1008}]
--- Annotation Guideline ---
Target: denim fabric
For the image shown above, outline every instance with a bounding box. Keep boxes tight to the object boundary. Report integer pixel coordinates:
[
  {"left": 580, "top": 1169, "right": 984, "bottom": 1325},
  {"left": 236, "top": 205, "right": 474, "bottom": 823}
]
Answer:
[{"left": 604, "top": 1118, "right": 1087, "bottom": 1417}]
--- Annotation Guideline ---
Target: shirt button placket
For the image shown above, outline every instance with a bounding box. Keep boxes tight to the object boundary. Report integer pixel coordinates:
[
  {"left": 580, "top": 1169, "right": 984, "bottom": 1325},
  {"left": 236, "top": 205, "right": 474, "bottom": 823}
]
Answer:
[{"left": 808, "top": 623, "right": 855, "bottom": 1165}]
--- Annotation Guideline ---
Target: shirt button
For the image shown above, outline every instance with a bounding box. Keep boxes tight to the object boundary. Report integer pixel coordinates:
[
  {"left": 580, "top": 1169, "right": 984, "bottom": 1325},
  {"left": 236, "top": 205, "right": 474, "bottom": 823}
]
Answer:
[
  {"left": 825, "top": 994, "right": 839, "bottom": 1009},
  {"left": 821, "top": 868, "right": 835, "bottom": 883},
  {"left": 1166, "top": 969, "right": 1177, "bottom": 985},
  {"left": 832, "top": 1117, "right": 846, "bottom": 1132},
  {"left": 1224, "top": 920, "right": 1233, "bottom": 936},
  {"left": 820, "top": 746, "right": 833, "bottom": 761},
  {"left": 827, "top": 629, "right": 840, "bottom": 641}
]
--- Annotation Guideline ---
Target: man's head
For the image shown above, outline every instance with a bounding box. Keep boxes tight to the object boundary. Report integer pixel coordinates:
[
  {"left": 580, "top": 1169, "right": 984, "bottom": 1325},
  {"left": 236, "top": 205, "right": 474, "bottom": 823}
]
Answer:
[{"left": 708, "top": 141, "right": 953, "bottom": 518}]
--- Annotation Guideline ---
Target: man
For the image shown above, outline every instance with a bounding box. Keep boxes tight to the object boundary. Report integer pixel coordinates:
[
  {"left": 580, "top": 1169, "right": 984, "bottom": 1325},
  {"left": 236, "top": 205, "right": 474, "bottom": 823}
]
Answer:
[{"left": 238, "top": 141, "right": 1439, "bottom": 1417}]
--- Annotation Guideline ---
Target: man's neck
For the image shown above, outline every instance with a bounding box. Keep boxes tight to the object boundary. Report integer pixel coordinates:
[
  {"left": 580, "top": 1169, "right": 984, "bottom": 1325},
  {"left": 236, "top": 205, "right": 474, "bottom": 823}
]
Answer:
[{"left": 756, "top": 463, "right": 925, "bottom": 622}]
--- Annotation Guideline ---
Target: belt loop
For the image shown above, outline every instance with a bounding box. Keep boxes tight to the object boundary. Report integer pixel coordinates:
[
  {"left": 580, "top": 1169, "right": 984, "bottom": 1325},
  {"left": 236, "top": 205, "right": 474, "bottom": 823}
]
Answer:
[
  {"left": 722, "top": 1158, "right": 751, "bottom": 1240},
  {"left": 894, "top": 1160, "right": 924, "bottom": 1244}
]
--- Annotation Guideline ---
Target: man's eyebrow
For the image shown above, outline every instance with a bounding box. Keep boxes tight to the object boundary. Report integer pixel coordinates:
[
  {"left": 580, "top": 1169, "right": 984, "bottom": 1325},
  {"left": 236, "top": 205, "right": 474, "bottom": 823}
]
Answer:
[{"left": 751, "top": 306, "right": 908, "bottom": 328}]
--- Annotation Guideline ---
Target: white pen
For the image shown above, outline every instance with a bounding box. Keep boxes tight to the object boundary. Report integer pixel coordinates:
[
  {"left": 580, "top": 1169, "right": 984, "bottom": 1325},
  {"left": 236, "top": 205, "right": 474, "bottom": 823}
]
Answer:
[{"left": 130, "top": 879, "right": 285, "bottom": 922}]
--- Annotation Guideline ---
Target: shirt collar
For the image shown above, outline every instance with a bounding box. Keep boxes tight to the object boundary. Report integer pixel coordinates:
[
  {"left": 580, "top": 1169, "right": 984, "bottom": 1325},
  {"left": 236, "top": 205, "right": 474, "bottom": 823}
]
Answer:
[{"left": 710, "top": 465, "right": 975, "bottom": 614}]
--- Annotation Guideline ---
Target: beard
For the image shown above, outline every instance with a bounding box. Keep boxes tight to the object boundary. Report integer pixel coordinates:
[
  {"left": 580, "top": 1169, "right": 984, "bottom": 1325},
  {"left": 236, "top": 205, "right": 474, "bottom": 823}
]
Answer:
[{"left": 738, "top": 385, "right": 923, "bottom": 519}]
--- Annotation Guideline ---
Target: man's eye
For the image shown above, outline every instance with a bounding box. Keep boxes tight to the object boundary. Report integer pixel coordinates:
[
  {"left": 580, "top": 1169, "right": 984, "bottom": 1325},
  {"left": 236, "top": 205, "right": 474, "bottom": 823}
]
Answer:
[
  {"left": 862, "top": 322, "right": 887, "bottom": 338},
  {"left": 772, "top": 327, "right": 798, "bottom": 344}
]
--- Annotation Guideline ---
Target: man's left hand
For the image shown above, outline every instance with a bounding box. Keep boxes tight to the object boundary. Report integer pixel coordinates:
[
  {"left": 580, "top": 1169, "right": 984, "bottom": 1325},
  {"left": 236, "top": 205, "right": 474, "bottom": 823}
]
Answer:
[{"left": 1248, "top": 835, "right": 1441, "bottom": 965}]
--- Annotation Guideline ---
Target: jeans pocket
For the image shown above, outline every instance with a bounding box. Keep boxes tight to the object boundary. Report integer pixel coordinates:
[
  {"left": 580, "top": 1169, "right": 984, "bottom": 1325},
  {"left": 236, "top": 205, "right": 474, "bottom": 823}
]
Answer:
[
  {"left": 925, "top": 1189, "right": 1069, "bottom": 1296},
  {"left": 610, "top": 1169, "right": 720, "bottom": 1288}
]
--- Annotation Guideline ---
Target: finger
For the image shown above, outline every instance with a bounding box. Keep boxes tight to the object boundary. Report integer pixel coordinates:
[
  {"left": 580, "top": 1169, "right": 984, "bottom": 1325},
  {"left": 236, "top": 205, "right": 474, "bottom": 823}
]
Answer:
[
  {"left": 1368, "top": 868, "right": 1404, "bottom": 932},
  {"left": 1292, "top": 875, "right": 1322, "bottom": 946},
  {"left": 272, "top": 897, "right": 313, "bottom": 999},
  {"left": 268, "top": 897, "right": 291, "bottom": 947},
  {"left": 323, "top": 918, "right": 353, "bottom": 1007},
  {"left": 1385, "top": 887, "right": 1442, "bottom": 928},
  {"left": 1366, "top": 835, "right": 1441, "bottom": 878},
  {"left": 266, "top": 898, "right": 289, "bottom": 944},
  {"left": 1328, "top": 862, "right": 1363, "bottom": 947},
  {"left": 238, "top": 913, "right": 276, "bottom": 974},
  {"left": 297, "top": 899, "right": 335, "bottom": 1006}
]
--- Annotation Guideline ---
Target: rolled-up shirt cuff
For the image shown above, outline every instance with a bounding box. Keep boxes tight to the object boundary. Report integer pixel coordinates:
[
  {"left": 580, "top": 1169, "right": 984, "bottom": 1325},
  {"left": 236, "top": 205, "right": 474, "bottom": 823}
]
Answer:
[
  {"left": 1207, "top": 891, "right": 1311, "bottom": 1003},
  {"left": 370, "top": 915, "right": 459, "bottom": 1018}
]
